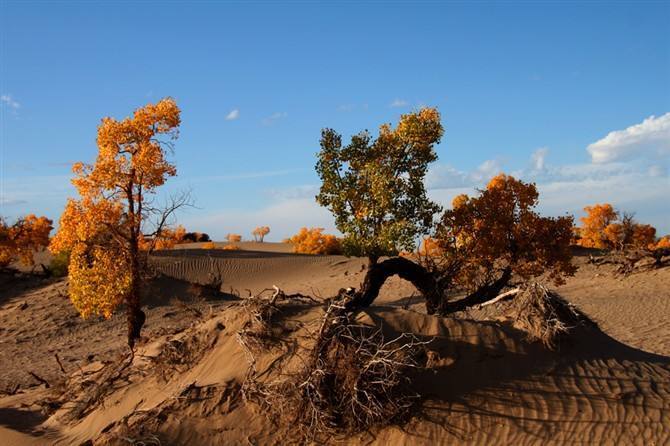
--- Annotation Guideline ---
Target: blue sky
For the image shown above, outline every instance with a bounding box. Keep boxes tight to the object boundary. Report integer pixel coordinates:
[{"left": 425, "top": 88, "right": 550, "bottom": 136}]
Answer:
[{"left": 1, "top": 1, "right": 669, "bottom": 239}]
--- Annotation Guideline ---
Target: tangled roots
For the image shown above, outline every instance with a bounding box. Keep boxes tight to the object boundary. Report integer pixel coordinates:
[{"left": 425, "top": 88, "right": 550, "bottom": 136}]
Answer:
[
  {"left": 510, "top": 283, "right": 592, "bottom": 350},
  {"left": 244, "top": 300, "right": 430, "bottom": 441}
]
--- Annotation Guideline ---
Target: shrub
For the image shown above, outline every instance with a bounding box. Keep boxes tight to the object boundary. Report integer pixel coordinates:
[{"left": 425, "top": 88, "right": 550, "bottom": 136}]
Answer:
[
  {"left": 139, "top": 225, "right": 186, "bottom": 251},
  {"left": 656, "top": 236, "right": 670, "bottom": 249},
  {"left": 183, "top": 232, "right": 211, "bottom": 243},
  {"left": 201, "top": 241, "right": 217, "bottom": 250},
  {"left": 49, "top": 250, "right": 70, "bottom": 277},
  {"left": 286, "top": 228, "right": 342, "bottom": 255},
  {"left": 222, "top": 244, "right": 239, "bottom": 250},
  {"left": 226, "top": 233, "right": 242, "bottom": 243}
]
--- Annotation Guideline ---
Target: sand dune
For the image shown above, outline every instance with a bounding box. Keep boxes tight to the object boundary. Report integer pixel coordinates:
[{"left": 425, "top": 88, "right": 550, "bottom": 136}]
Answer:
[{"left": 0, "top": 249, "right": 668, "bottom": 445}]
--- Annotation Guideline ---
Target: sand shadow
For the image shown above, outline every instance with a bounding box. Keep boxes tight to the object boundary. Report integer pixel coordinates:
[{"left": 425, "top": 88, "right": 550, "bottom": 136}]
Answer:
[{"left": 0, "top": 407, "right": 48, "bottom": 435}]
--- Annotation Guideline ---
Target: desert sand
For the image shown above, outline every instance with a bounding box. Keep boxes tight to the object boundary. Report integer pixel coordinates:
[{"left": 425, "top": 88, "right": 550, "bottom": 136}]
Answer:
[{"left": 0, "top": 244, "right": 668, "bottom": 445}]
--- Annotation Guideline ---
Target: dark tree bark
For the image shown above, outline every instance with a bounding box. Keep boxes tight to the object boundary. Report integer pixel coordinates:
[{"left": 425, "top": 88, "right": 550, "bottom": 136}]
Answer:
[
  {"left": 438, "top": 267, "right": 512, "bottom": 314},
  {"left": 126, "top": 239, "right": 145, "bottom": 349},
  {"left": 344, "top": 257, "right": 514, "bottom": 317},
  {"left": 346, "top": 257, "right": 442, "bottom": 312}
]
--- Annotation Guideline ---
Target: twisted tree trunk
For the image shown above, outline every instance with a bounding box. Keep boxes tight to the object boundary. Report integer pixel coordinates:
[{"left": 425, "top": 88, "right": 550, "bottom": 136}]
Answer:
[
  {"left": 345, "top": 257, "right": 442, "bottom": 312},
  {"left": 345, "top": 257, "right": 514, "bottom": 316}
]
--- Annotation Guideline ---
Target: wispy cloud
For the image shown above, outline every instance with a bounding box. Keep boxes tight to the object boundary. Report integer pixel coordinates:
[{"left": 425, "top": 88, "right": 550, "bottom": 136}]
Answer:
[
  {"left": 0, "top": 198, "right": 28, "bottom": 206},
  {"left": 1, "top": 94, "right": 21, "bottom": 115},
  {"left": 427, "top": 159, "right": 504, "bottom": 190},
  {"left": 587, "top": 113, "right": 670, "bottom": 164},
  {"left": 262, "top": 112, "right": 287, "bottom": 126},
  {"left": 337, "top": 104, "right": 356, "bottom": 112},
  {"left": 225, "top": 109, "right": 240, "bottom": 121},
  {"left": 389, "top": 98, "right": 408, "bottom": 108},
  {"left": 265, "top": 184, "right": 319, "bottom": 200},
  {"left": 530, "top": 147, "right": 549, "bottom": 172}
]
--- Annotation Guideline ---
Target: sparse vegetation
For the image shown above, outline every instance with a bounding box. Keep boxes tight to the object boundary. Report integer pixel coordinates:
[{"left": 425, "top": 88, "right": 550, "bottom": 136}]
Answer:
[
  {"left": 285, "top": 227, "right": 342, "bottom": 254},
  {"left": 183, "top": 232, "right": 211, "bottom": 243},
  {"left": 226, "top": 233, "right": 242, "bottom": 243},
  {"left": 509, "top": 283, "right": 592, "bottom": 350}
]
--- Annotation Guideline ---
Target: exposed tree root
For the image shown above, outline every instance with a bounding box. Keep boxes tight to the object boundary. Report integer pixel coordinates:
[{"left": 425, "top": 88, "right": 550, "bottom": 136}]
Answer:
[
  {"left": 508, "top": 283, "right": 593, "bottom": 350},
  {"left": 589, "top": 247, "right": 670, "bottom": 275},
  {"left": 241, "top": 298, "right": 431, "bottom": 442}
]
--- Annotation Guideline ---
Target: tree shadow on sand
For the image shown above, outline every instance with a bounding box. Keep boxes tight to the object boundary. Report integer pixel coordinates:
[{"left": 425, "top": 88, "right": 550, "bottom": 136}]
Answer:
[{"left": 361, "top": 308, "right": 670, "bottom": 444}]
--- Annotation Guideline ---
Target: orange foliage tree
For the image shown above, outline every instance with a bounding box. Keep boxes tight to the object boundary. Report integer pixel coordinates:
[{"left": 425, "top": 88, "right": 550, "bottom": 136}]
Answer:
[
  {"left": 580, "top": 205, "right": 657, "bottom": 250},
  {"left": 286, "top": 227, "right": 342, "bottom": 255},
  {"left": 578, "top": 204, "right": 618, "bottom": 249},
  {"left": 50, "top": 98, "right": 189, "bottom": 348},
  {"left": 0, "top": 215, "right": 53, "bottom": 268},
  {"left": 139, "top": 225, "right": 186, "bottom": 251},
  {"left": 252, "top": 226, "right": 270, "bottom": 242},
  {"left": 430, "top": 174, "right": 576, "bottom": 313}
]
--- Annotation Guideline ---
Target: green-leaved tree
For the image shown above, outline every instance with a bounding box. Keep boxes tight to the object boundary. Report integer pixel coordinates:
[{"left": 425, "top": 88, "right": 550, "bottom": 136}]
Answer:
[{"left": 315, "top": 107, "right": 443, "bottom": 266}]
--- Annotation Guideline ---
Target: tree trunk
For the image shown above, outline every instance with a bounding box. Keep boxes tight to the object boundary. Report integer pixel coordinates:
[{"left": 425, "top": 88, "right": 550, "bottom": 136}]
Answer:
[
  {"left": 346, "top": 257, "right": 442, "bottom": 311},
  {"left": 344, "top": 258, "right": 514, "bottom": 317},
  {"left": 438, "top": 267, "right": 512, "bottom": 314},
  {"left": 126, "top": 242, "right": 145, "bottom": 349}
]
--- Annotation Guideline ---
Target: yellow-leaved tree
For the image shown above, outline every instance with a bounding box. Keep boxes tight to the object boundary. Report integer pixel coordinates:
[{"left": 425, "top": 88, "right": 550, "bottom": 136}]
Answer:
[{"left": 50, "top": 98, "right": 189, "bottom": 348}]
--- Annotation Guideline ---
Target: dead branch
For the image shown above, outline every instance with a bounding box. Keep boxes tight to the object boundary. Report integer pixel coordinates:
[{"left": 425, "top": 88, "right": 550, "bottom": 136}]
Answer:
[
  {"left": 28, "top": 371, "right": 50, "bottom": 388},
  {"left": 474, "top": 287, "right": 521, "bottom": 309},
  {"left": 54, "top": 353, "right": 67, "bottom": 374}
]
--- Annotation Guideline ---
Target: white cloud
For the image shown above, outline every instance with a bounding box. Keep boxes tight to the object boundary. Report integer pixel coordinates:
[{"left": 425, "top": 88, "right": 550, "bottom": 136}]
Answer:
[
  {"left": 425, "top": 165, "right": 469, "bottom": 189},
  {"left": 530, "top": 147, "right": 549, "bottom": 172},
  {"left": 262, "top": 112, "right": 287, "bottom": 126},
  {"left": 0, "top": 94, "right": 20, "bottom": 110},
  {"left": 427, "top": 159, "right": 503, "bottom": 190},
  {"left": 389, "top": 99, "right": 408, "bottom": 108},
  {"left": 470, "top": 159, "right": 503, "bottom": 182},
  {"left": 587, "top": 113, "right": 670, "bottom": 164},
  {"left": 225, "top": 109, "right": 240, "bottom": 121}
]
